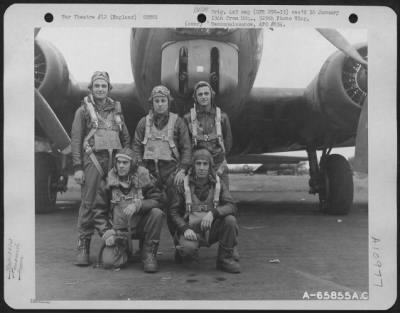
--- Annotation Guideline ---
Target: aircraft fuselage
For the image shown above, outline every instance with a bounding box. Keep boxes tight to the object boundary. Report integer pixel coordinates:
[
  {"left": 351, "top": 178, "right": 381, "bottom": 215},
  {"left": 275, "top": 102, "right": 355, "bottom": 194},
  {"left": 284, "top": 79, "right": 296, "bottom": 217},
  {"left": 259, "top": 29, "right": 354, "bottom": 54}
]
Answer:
[{"left": 130, "top": 28, "right": 263, "bottom": 121}]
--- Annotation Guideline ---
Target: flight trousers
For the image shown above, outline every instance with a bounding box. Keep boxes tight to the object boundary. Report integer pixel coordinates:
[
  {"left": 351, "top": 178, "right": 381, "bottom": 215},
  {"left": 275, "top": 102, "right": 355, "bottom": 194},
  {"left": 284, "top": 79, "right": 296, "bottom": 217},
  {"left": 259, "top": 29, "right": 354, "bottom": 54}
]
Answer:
[
  {"left": 115, "top": 207, "right": 165, "bottom": 241},
  {"left": 176, "top": 215, "right": 239, "bottom": 257},
  {"left": 77, "top": 151, "right": 109, "bottom": 240}
]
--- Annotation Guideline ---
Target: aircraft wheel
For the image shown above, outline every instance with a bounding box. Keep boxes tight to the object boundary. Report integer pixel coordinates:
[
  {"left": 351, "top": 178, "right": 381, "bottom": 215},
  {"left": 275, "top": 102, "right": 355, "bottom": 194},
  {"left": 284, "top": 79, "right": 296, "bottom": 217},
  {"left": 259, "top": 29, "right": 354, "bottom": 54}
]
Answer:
[
  {"left": 319, "top": 154, "right": 354, "bottom": 215},
  {"left": 35, "top": 152, "right": 58, "bottom": 213}
]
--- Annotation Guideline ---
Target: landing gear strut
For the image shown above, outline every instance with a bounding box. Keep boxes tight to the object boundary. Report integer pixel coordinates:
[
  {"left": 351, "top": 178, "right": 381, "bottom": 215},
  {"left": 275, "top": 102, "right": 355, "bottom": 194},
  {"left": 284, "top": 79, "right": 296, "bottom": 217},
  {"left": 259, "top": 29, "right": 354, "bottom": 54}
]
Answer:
[
  {"left": 307, "top": 147, "right": 354, "bottom": 215},
  {"left": 35, "top": 152, "right": 68, "bottom": 213}
]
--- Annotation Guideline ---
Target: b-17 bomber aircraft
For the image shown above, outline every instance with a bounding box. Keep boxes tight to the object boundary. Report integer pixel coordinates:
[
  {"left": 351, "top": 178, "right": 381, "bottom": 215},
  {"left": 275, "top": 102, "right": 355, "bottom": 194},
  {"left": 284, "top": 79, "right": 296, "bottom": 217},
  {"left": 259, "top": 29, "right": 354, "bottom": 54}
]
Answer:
[{"left": 34, "top": 27, "right": 368, "bottom": 215}]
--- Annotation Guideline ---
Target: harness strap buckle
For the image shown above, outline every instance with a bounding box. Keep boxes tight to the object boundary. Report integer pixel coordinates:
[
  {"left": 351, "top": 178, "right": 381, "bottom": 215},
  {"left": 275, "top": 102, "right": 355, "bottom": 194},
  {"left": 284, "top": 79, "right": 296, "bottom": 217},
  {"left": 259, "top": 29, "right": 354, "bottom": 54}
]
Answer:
[
  {"left": 213, "top": 201, "right": 219, "bottom": 210},
  {"left": 84, "top": 144, "right": 93, "bottom": 154},
  {"left": 198, "top": 204, "right": 208, "bottom": 212}
]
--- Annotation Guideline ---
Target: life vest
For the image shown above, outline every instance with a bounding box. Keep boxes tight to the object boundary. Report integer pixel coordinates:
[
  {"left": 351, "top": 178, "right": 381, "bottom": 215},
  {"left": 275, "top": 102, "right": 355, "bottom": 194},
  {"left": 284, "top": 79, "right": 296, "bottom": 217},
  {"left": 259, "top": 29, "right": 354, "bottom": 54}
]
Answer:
[
  {"left": 110, "top": 186, "right": 144, "bottom": 230},
  {"left": 183, "top": 174, "right": 221, "bottom": 224},
  {"left": 189, "top": 107, "right": 225, "bottom": 153},
  {"left": 183, "top": 174, "right": 221, "bottom": 245},
  {"left": 142, "top": 112, "right": 180, "bottom": 161},
  {"left": 83, "top": 95, "right": 123, "bottom": 151}
]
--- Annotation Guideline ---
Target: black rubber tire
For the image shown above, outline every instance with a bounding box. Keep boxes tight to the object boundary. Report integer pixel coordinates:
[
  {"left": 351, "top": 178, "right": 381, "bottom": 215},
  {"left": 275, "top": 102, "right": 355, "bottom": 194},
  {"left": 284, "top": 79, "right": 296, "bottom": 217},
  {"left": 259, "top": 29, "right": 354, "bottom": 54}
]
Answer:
[
  {"left": 35, "top": 152, "right": 58, "bottom": 213},
  {"left": 319, "top": 154, "right": 354, "bottom": 215}
]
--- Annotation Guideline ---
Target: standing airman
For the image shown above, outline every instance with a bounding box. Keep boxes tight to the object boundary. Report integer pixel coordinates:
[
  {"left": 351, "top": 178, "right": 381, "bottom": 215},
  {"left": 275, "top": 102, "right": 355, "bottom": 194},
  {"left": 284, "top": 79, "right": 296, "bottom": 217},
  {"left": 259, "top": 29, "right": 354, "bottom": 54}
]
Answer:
[{"left": 71, "top": 71, "right": 131, "bottom": 266}]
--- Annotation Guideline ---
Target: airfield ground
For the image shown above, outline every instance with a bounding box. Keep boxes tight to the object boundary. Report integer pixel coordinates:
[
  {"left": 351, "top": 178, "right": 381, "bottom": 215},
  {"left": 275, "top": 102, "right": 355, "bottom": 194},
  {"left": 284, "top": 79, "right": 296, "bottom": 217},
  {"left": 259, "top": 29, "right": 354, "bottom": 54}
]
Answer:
[{"left": 34, "top": 174, "right": 368, "bottom": 305}]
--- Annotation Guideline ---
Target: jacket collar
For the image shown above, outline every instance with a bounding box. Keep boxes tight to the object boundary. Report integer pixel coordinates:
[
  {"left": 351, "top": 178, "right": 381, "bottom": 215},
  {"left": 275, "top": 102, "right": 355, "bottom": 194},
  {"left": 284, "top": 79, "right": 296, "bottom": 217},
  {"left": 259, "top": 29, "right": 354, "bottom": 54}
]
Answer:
[
  {"left": 107, "top": 166, "right": 151, "bottom": 189},
  {"left": 196, "top": 105, "right": 215, "bottom": 114},
  {"left": 188, "top": 172, "right": 216, "bottom": 186},
  {"left": 107, "top": 169, "right": 131, "bottom": 189},
  {"left": 89, "top": 94, "right": 115, "bottom": 112}
]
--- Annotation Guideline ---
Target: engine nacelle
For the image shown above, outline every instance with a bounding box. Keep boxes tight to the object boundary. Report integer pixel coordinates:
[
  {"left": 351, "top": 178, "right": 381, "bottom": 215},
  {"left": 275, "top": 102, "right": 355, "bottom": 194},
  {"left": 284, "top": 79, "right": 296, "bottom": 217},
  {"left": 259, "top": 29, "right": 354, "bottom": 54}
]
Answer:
[
  {"left": 35, "top": 38, "right": 71, "bottom": 100},
  {"left": 305, "top": 44, "right": 367, "bottom": 132},
  {"left": 35, "top": 38, "right": 85, "bottom": 144}
]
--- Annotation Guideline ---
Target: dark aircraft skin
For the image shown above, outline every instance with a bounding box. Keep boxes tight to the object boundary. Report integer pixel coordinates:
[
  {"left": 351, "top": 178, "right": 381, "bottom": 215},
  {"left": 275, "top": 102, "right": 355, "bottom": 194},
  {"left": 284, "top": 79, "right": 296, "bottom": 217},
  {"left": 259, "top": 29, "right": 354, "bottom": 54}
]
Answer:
[{"left": 34, "top": 28, "right": 368, "bottom": 215}]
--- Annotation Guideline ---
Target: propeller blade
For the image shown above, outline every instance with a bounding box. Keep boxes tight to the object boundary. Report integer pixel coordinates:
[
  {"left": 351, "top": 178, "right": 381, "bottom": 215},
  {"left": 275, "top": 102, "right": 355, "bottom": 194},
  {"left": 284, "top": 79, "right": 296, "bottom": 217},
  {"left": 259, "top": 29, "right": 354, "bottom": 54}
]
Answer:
[
  {"left": 35, "top": 89, "right": 71, "bottom": 154},
  {"left": 354, "top": 98, "right": 368, "bottom": 173},
  {"left": 317, "top": 28, "right": 368, "bottom": 66}
]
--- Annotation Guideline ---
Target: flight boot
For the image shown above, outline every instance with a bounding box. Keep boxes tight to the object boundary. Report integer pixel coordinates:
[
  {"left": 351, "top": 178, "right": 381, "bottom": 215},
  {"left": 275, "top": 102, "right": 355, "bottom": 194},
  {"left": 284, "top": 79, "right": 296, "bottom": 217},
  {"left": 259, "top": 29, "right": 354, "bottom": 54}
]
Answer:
[
  {"left": 216, "top": 244, "right": 241, "bottom": 273},
  {"left": 74, "top": 238, "right": 91, "bottom": 266},
  {"left": 142, "top": 240, "right": 159, "bottom": 273}
]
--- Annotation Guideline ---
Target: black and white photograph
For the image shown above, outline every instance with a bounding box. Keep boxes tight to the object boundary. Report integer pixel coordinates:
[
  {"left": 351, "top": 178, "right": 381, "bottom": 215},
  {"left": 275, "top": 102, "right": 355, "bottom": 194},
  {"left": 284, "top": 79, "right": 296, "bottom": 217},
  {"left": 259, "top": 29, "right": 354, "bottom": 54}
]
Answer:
[{"left": 4, "top": 4, "right": 397, "bottom": 310}]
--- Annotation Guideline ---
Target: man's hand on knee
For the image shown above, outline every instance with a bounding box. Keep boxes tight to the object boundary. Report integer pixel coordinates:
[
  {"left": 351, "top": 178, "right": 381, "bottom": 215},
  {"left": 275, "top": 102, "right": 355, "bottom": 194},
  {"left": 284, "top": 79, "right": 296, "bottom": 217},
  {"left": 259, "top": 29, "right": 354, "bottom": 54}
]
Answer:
[
  {"left": 123, "top": 202, "right": 141, "bottom": 216},
  {"left": 201, "top": 211, "right": 214, "bottom": 231},
  {"left": 183, "top": 229, "right": 197, "bottom": 241}
]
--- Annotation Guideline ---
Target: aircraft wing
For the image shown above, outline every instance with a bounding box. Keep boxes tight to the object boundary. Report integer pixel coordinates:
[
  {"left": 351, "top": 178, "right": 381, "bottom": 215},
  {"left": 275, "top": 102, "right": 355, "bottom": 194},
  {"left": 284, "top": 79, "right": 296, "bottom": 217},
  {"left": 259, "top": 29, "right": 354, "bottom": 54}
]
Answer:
[
  {"left": 231, "top": 40, "right": 367, "bottom": 173},
  {"left": 231, "top": 87, "right": 311, "bottom": 156},
  {"left": 228, "top": 152, "right": 308, "bottom": 164}
]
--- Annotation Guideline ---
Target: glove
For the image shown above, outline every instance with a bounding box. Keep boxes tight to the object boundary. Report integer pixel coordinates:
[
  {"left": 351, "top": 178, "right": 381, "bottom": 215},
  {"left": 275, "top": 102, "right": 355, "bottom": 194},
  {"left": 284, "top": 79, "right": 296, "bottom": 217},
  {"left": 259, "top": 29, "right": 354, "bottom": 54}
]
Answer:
[{"left": 102, "top": 229, "right": 116, "bottom": 246}]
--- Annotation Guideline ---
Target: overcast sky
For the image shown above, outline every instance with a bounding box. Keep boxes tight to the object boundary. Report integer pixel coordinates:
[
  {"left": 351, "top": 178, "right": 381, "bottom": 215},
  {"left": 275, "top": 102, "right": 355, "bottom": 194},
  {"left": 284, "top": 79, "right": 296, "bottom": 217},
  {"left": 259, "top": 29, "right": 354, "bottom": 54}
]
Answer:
[
  {"left": 37, "top": 27, "right": 366, "bottom": 158},
  {"left": 37, "top": 27, "right": 367, "bottom": 88}
]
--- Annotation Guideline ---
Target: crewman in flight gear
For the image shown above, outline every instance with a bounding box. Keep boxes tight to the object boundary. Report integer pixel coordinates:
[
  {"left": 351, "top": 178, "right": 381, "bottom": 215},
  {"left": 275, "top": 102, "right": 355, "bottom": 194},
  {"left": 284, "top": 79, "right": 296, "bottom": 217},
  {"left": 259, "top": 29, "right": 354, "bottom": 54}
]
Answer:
[
  {"left": 95, "top": 148, "right": 164, "bottom": 272},
  {"left": 167, "top": 149, "right": 241, "bottom": 273},
  {"left": 71, "top": 71, "right": 131, "bottom": 266},
  {"left": 132, "top": 85, "right": 192, "bottom": 205},
  {"left": 183, "top": 81, "right": 233, "bottom": 188}
]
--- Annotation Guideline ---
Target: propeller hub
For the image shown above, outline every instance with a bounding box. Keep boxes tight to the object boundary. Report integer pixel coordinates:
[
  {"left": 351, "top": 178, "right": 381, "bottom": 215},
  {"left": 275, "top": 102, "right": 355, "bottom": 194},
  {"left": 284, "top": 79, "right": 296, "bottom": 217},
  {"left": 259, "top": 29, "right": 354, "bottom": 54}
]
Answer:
[{"left": 356, "top": 68, "right": 368, "bottom": 93}]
